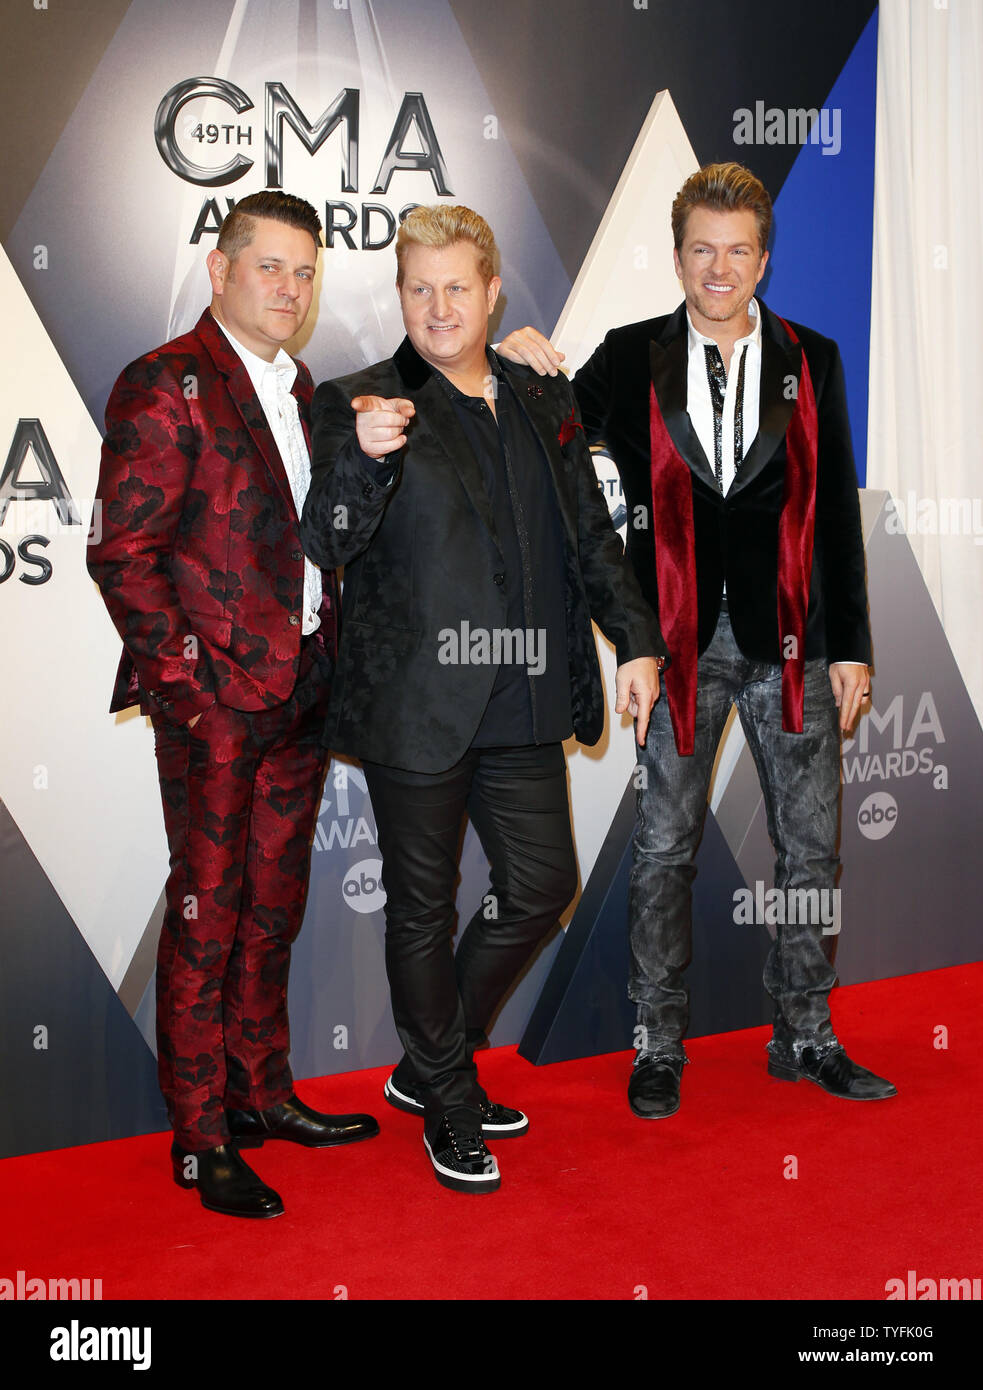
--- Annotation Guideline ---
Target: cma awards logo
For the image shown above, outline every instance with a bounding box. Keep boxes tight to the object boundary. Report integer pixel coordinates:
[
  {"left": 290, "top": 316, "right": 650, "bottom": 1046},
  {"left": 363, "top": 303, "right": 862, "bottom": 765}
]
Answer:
[
  {"left": 841, "top": 693, "right": 947, "bottom": 792},
  {"left": 844, "top": 693, "right": 947, "bottom": 843},
  {"left": 314, "top": 762, "right": 386, "bottom": 914},
  {"left": 0, "top": 419, "right": 82, "bottom": 586},
  {"left": 154, "top": 78, "right": 451, "bottom": 248}
]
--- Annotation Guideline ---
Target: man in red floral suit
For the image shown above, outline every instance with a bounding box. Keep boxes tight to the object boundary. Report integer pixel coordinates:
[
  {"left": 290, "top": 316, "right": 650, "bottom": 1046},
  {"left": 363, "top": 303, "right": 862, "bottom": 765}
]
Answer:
[{"left": 88, "top": 191, "right": 378, "bottom": 1220}]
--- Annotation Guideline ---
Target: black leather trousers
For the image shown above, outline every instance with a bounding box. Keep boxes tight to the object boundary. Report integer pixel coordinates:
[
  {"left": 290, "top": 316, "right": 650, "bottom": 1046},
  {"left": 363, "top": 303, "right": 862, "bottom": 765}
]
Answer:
[{"left": 364, "top": 743, "right": 577, "bottom": 1139}]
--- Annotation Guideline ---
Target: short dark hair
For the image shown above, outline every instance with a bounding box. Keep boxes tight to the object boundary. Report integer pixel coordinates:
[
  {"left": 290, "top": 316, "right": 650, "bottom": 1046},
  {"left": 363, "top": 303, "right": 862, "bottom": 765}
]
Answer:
[
  {"left": 671, "top": 163, "right": 772, "bottom": 256},
  {"left": 217, "top": 191, "right": 322, "bottom": 262}
]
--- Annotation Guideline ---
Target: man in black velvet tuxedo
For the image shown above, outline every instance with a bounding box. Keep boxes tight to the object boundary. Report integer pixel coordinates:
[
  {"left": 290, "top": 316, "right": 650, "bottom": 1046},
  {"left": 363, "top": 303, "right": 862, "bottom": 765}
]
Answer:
[
  {"left": 301, "top": 205, "right": 663, "bottom": 1190},
  {"left": 500, "top": 162, "right": 896, "bottom": 1116}
]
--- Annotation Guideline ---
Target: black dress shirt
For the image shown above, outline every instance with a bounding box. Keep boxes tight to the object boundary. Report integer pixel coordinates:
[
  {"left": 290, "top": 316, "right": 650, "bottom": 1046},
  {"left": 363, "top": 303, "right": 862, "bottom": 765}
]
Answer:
[{"left": 434, "top": 353, "right": 572, "bottom": 747}]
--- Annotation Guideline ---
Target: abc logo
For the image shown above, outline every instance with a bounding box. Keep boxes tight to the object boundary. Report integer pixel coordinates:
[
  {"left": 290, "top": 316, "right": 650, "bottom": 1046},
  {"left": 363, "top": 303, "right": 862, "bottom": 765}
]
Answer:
[
  {"left": 857, "top": 792, "right": 899, "bottom": 841},
  {"left": 342, "top": 858, "right": 387, "bottom": 914}
]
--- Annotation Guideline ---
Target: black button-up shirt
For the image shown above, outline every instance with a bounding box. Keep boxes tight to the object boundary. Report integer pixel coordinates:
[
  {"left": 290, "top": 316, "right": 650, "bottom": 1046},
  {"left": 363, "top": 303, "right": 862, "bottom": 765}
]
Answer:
[{"left": 434, "top": 353, "right": 572, "bottom": 746}]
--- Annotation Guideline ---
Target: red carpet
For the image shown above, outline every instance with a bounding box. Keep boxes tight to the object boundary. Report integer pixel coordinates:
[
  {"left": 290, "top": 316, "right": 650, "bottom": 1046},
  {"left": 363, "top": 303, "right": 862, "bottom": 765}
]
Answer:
[{"left": 1, "top": 964, "right": 980, "bottom": 1302}]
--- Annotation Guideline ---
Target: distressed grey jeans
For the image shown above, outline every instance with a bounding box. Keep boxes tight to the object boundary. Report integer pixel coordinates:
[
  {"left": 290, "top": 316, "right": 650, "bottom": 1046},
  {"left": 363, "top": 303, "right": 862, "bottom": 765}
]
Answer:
[{"left": 630, "top": 605, "right": 841, "bottom": 1064}]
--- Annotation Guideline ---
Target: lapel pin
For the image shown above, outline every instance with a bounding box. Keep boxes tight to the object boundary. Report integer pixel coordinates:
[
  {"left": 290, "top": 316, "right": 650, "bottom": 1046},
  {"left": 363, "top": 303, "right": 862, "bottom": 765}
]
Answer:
[{"left": 527, "top": 385, "right": 544, "bottom": 398}]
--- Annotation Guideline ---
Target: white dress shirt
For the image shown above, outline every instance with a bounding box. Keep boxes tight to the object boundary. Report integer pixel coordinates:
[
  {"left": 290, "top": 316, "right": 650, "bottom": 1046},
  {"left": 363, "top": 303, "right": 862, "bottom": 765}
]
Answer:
[
  {"left": 683, "top": 299, "right": 862, "bottom": 669},
  {"left": 215, "top": 319, "right": 322, "bottom": 635},
  {"left": 686, "top": 296, "right": 762, "bottom": 497}
]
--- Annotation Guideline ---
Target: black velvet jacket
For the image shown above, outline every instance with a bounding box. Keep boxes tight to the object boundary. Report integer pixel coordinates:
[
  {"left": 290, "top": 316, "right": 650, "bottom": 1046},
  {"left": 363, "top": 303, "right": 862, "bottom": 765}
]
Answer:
[
  {"left": 572, "top": 300, "right": 872, "bottom": 667},
  {"left": 301, "top": 337, "right": 665, "bottom": 774}
]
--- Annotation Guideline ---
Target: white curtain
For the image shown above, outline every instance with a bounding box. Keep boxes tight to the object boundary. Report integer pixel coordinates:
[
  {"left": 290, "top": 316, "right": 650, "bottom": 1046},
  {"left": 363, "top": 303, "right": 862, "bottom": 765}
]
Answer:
[{"left": 869, "top": 0, "right": 983, "bottom": 723}]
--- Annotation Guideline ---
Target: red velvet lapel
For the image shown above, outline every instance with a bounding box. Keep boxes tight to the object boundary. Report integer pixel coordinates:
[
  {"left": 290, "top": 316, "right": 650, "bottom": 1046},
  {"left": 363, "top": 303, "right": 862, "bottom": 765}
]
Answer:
[
  {"left": 774, "top": 317, "right": 818, "bottom": 734},
  {"left": 647, "top": 310, "right": 818, "bottom": 754},
  {"left": 648, "top": 383, "right": 698, "bottom": 756}
]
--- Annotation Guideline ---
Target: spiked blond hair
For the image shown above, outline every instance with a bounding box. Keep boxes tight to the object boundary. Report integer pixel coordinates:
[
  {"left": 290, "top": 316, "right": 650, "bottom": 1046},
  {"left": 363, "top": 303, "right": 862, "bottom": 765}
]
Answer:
[{"left": 395, "top": 204, "right": 499, "bottom": 286}]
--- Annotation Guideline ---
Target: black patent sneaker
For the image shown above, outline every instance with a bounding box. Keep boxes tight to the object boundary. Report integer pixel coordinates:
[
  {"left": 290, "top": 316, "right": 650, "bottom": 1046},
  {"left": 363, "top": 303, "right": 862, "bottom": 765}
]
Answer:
[
  {"left": 477, "top": 1099, "right": 528, "bottom": 1137},
  {"left": 383, "top": 1073, "right": 428, "bottom": 1116},
  {"left": 768, "top": 1044, "right": 897, "bottom": 1100},
  {"left": 627, "top": 1054, "right": 685, "bottom": 1119},
  {"left": 384, "top": 1073, "right": 528, "bottom": 1137},
  {"left": 423, "top": 1118, "right": 500, "bottom": 1193}
]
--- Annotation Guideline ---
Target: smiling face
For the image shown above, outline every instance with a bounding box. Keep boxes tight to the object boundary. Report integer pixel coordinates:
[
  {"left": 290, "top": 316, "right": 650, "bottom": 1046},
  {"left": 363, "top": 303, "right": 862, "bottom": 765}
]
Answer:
[
  {"left": 672, "top": 205, "right": 769, "bottom": 340},
  {"left": 398, "top": 240, "right": 501, "bottom": 381},
  {"left": 206, "top": 216, "right": 318, "bottom": 361}
]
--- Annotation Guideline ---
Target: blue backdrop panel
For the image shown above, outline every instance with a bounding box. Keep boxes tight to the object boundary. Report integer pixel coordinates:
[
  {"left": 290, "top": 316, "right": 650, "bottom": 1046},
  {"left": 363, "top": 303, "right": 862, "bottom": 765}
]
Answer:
[{"left": 762, "top": 8, "right": 878, "bottom": 481}]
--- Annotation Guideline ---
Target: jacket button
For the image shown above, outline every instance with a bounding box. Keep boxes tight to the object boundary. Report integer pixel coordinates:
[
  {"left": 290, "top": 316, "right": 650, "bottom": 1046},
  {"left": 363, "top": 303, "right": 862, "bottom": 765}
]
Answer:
[
  {"left": 362, "top": 484, "right": 374, "bottom": 498},
  {"left": 289, "top": 614, "right": 300, "bottom": 626},
  {"left": 493, "top": 572, "right": 505, "bottom": 585},
  {"left": 292, "top": 549, "right": 303, "bottom": 561}
]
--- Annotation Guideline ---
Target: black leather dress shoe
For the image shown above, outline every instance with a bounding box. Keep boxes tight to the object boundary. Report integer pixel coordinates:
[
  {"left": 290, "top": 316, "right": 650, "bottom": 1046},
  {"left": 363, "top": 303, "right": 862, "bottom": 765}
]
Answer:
[
  {"left": 171, "top": 1142, "right": 284, "bottom": 1219},
  {"left": 768, "top": 1045, "right": 897, "bottom": 1100},
  {"left": 226, "top": 1093, "right": 380, "bottom": 1148},
  {"left": 628, "top": 1055, "right": 684, "bottom": 1119}
]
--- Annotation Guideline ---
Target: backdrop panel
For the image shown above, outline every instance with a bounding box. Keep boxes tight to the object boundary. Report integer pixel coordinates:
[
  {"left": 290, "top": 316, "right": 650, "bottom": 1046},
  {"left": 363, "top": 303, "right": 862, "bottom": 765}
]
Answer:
[{"left": 3, "top": 0, "right": 977, "bottom": 1160}]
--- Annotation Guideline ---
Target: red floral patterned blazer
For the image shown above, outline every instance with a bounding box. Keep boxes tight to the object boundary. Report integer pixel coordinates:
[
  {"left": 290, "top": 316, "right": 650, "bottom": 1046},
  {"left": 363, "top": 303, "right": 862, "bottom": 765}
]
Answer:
[{"left": 88, "top": 309, "right": 337, "bottom": 725}]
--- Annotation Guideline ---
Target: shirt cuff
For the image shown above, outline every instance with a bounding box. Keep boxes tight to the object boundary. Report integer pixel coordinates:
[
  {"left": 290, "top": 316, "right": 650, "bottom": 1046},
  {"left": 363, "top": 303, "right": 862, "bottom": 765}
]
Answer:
[
  {"left": 339, "top": 433, "right": 400, "bottom": 487},
  {"left": 358, "top": 444, "right": 400, "bottom": 487}
]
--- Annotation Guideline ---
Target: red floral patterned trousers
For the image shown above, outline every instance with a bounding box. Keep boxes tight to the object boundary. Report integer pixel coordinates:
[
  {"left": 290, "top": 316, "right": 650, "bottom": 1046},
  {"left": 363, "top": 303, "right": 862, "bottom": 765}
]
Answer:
[{"left": 150, "top": 639, "right": 330, "bottom": 1150}]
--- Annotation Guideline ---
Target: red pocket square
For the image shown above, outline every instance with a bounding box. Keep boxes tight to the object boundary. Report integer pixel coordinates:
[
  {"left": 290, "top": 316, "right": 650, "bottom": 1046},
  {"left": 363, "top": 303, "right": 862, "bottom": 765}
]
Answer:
[{"left": 558, "top": 409, "right": 583, "bottom": 446}]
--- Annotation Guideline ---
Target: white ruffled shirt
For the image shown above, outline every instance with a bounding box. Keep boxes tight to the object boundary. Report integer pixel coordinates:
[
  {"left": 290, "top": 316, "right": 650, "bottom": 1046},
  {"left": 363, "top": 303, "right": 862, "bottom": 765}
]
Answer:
[{"left": 215, "top": 319, "right": 322, "bottom": 635}]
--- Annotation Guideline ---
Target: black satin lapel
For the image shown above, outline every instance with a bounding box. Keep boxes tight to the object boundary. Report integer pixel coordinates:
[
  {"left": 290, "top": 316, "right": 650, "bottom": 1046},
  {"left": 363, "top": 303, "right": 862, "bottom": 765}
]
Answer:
[
  {"left": 730, "top": 328, "right": 800, "bottom": 495},
  {"left": 225, "top": 363, "right": 295, "bottom": 512},
  {"left": 410, "top": 374, "right": 501, "bottom": 546},
  {"left": 649, "top": 335, "right": 717, "bottom": 491},
  {"left": 393, "top": 335, "right": 432, "bottom": 391}
]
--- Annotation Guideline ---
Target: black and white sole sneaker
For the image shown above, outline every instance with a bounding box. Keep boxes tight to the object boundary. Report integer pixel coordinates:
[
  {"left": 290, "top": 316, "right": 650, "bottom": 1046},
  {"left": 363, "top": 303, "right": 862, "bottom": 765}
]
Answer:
[
  {"left": 384, "top": 1074, "right": 529, "bottom": 1137},
  {"left": 476, "top": 1101, "right": 529, "bottom": 1138},
  {"left": 423, "top": 1124, "right": 500, "bottom": 1194},
  {"left": 383, "top": 1076, "right": 424, "bottom": 1117}
]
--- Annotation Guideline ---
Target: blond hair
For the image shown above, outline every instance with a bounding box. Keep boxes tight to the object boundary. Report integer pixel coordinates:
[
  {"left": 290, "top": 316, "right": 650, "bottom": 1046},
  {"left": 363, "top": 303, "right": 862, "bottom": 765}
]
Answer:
[{"left": 395, "top": 204, "right": 499, "bottom": 285}]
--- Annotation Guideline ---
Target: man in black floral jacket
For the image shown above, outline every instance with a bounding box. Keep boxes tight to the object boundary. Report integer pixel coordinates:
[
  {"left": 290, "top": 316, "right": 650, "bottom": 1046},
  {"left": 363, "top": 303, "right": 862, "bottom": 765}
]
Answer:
[{"left": 302, "top": 204, "right": 664, "bottom": 1195}]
